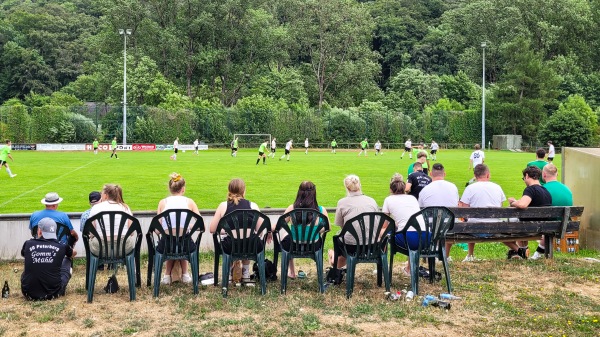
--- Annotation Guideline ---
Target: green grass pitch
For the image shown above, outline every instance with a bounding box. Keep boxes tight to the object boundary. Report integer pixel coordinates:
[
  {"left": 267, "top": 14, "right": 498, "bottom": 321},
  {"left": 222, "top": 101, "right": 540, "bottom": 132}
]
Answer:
[{"left": 0, "top": 148, "right": 557, "bottom": 214}]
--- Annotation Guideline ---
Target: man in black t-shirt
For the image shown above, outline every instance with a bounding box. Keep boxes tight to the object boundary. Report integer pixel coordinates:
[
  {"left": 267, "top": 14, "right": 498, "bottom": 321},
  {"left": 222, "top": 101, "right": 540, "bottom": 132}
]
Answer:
[
  {"left": 405, "top": 162, "right": 432, "bottom": 200},
  {"left": 505, "top": 166, "right": 552, "bottom": 259},
  {"left": 21, "top": 218, "right": 76, "bottom": 300}
]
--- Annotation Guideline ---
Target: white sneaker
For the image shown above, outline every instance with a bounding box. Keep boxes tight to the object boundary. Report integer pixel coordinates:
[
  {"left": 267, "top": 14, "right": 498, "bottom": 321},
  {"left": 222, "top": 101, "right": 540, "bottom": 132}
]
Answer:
[
  {"left": 161, "top": 275, "right": 172, "bottom": 285},
  {"left": 531, "top": 251, "right": 544, "bottom": 260},
  {"left": 10, "top": 174, "right": 16, "bottom": 178},
  {"left": 181, "top": 273, "right": 192, "bottom": 284},
  {"left": 462, "top": 255, "right": 476, "bottom": 262}
]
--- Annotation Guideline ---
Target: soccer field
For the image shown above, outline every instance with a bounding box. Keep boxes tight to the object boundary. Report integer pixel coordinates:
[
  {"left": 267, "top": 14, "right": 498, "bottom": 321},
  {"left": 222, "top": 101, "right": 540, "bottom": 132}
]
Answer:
[{"left": 0, "top": 148, "right": 557, "bottom": 214}]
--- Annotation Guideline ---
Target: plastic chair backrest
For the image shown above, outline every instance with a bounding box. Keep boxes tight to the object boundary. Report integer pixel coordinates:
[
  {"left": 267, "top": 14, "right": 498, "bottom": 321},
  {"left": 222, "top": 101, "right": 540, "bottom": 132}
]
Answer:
[
  {"left": 83, "top": 211, "right": 142, "bottom": 262},
  {"left": 148, "top": 209, "right": 205, "bottom": 256},
  {"left": 276, "top": 208, "right": 330, "bottom": 255},
  {"left": 401, "top": 206, "right": 455, "bottom": 254},
  {"left": 216, "top": 209, "right": 271, "bottom": 258},
  {"left": 339, "top": 212, "right": 394, "bottom": 261}
]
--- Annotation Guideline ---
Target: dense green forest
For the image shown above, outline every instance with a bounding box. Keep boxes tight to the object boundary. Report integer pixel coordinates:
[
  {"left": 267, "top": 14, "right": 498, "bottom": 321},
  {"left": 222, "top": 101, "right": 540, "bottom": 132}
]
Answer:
[{"left": 0, "top": 0, "right": 599, "bottom": 146}]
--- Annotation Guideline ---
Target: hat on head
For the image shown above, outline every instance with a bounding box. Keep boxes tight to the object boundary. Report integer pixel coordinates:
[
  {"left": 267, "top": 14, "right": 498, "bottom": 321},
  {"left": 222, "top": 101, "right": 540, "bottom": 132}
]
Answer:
[
  {"left": 38, "top": 217, "right": 57, "bottom": 240},
  {"left": 41, "top": 192, "right": 63, "bottom": 205},
  {"left": 88, "top": 191, "right": 101, "bottom": 204}
]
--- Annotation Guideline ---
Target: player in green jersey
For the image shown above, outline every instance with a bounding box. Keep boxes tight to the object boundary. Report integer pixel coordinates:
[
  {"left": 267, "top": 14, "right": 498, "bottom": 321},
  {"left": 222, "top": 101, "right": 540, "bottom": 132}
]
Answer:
[
  {"left": 0, "top": 140, "right": 17, "bottom": 178},
  {"left": 358, "top": 138, "right": 368, "bottom": 156},
  {"left": 92, "top": 139, "right": 99, "bottom": 155},
  {"left": 231, "top": 137, "right": 239, "bottom": 157},
  {"left": 331, "top": 139, "right": 337, "bottom": 154},
  {"left": 256, "top": 140, "right": 268, "bottom": 165},
  {"left": 110, "top": 137, "right": 118, "bottom": 159}
]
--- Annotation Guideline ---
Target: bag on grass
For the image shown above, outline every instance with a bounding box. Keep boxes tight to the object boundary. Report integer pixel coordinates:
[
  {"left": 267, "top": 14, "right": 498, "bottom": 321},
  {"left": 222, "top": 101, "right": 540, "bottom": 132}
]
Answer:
[
  {"left": 251, "top": 259, "right": 278, "bottom": 282},
  {"left": 326, "top": 268, "right": 345, "bottom": 285},
  {"left": 104, "top": 274, "right": 119, "bottom": 293}
]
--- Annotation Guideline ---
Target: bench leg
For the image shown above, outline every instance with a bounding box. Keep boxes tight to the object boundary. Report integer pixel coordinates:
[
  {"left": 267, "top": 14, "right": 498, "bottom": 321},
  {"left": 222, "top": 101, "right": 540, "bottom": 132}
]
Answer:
[{"left": 545, "top": 235, "right": 553, "bottom": 259}]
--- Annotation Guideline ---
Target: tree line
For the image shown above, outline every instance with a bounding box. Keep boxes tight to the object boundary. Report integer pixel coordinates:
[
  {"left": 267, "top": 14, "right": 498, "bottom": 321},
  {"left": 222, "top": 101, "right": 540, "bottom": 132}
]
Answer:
[{"left": 0, "top": 0, "right": 598, "bottom": 147}]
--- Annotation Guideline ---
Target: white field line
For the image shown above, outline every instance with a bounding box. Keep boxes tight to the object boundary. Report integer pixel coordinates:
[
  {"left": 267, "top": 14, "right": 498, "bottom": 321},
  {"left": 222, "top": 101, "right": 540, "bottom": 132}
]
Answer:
[{"left": 0, "top": 159, "right": 101, "bottom": 209}]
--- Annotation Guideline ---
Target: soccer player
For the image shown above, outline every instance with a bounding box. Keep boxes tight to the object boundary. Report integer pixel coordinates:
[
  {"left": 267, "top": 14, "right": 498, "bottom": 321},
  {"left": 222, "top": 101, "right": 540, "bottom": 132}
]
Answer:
[
  {"left": 469, "top": 144, "right": 484, "bottom": 170},
  {"left": 110, "top": 137, "right": 118, "bottom": 159},
  {"left": 170, "top": 137, "right": 179, "bottom": 160},
  {"left": 430, "top": 140, "right": 439, "bottom": 160},
  {"left": 193, "top": 139, "right": 199, "bottom": 155},
  {"left": 256, "top": 140, "right": 268, "bottom": 165},
  {"left": 304, "top": 138, "right": 309, "bottom": 154},
  {"left": 268, "top": 138, "right": 277, "bottom": 158},
  {"left": 374, "top": 140, "right": 382, "bottom": 155},
  {"left": 547, "top": 141, "right": 555, "bottom": 162},
  {"left": 0, "top": 139, "right": 17, "bottom": 178},
  {"left": 92, "top": 138, "right": 99, "bottom": 155},
  {"left": 358, "top": 138, "right": 369, "bottom": 156},
  {"left": 231, "top": 137, "right": 239, "bottom": 157},
  {"left": 331, "top": 139, "right": 337, "bottom": 154},
  {"left": 527, "top": 148, "right": 548, "bottom": 184},
  {"left": 280, "top": 139, "right": 293, "bottom": 161},
  {"left": 400, "top": 138, "right": 412, "bottom": 159}
]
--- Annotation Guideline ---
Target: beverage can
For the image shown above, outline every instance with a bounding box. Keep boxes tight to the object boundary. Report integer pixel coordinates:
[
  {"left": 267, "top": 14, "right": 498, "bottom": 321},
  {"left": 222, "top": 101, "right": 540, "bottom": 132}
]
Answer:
[{"left": 405, "top": 290, "right": 414, "bottom": 301}]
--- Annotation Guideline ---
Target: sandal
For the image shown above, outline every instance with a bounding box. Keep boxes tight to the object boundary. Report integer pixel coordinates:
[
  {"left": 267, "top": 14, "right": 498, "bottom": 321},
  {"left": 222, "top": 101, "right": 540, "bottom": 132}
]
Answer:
[{"left": 297, "top": 270, "right": 307, "bottom": 279}]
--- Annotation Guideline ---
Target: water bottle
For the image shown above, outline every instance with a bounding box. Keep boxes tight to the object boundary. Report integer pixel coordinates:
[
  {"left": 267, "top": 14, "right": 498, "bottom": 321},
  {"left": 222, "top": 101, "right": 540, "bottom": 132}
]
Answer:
[
  {"left": 405, "top": 290, "right": 414, "bottom": 301},
  {"left": 2, "top": 281, "right": 9, "bottom": 298},
  {"left": 422, "top": 294, "right": 438, "bottom": 306},
  {"left": 440, "top": 293, "right": 461, "bottom": 300}
]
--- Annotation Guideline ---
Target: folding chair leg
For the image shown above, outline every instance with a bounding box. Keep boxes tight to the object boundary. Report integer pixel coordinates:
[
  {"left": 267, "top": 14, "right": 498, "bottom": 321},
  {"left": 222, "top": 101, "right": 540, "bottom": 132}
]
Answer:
[
  {"left": 408, "top": 251, "right": 420, "bottom": 295},
  {"left": 315, "top": 249, "right": 324, "bottom": 293},
  {"left": 280, "top": 251, "right": 290, "bottom": 295},
  {"left": 126, "top": 255, "right": 136, "bottom": 301},
  {"left": 389, "top": 250, "right": 395, "bottom": 286},
  {"left": 221, "top": 255, "right": 231, "bottom": 298},
  {"left": 190, "top": 253, "right": 199, "bottom": 295},
  {"left": 87, "top": 256, "right": 99, "bottom": 303},
  {"left": 213, "top": 251, "right": 220, "bottom": 287},
  {"left": 257, "top": 252, "right": 267, "bottom": 295},
  {"left": 381, "top": 253, "right": 390, "bottom": 292},
  {"left": 441, "top": 249, "right": 453, "bottom": 293},
  {"left": 153, "top": 253, "right": 164, "bottom": 298},
  {"left": 345, "top": 257, "right": 357, "bottom": 299}
]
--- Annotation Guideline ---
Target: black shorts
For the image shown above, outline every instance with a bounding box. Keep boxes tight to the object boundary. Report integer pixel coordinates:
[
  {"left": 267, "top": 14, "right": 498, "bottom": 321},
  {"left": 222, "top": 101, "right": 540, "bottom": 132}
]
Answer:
[
  {"left": 195, "top": 146, "right": 198, "bottom": 151},
  {"left": 332, "top": 146, "right": 337, "bottom": 149},
  {"left": 258, "top": 151, "right": 264, "bottom": 156},
  {"left": 271, "top": 147, "right": 276, "bottom": 153},
  {"left": 174, "top": 148, "right": 178, "bottom": 154},
  {"left": 361, "top": 147, "right": 365, "bottom": 151},
  {"left": 0, "top": 160, "right": 6, "bottom": 166},
  {"left": 376, "top": 149, "right": 380, "bottom": 152},
  {"left": 156, "top": 236, "right": 196, "bottom": 254},
  {"left": 333, "top": 236, "right": 358, "bottom": 258},
  {"left": 220, "top": 236, "right": 264, "bottom": 255},
  {"left": 405, "top": 147, "right": 411, "bottom": 152},
  {"left": 431, "top": 149, "right": 437, "bottom": 154},
  {"left": 93, "top": 147, "right": 98, "bottom": 150},
  {"left": 232, "top": 147, "right": 238, "bottom": 151}
]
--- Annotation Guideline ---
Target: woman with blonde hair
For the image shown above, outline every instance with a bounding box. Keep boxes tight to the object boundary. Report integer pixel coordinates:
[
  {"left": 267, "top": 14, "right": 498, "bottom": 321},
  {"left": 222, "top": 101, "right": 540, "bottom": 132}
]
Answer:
[
  {"left": 157, "top": 173, "right": 200, "bottom": 285},
  {"left": 210, "top": 178, "right": 270, "bottom": 282}
]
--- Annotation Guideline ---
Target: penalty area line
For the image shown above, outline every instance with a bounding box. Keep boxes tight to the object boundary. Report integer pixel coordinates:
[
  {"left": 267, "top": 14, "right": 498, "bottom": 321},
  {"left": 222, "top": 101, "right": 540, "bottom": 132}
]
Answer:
[{"left": 0, "top": 159, "right": 103, "bottom": 209}]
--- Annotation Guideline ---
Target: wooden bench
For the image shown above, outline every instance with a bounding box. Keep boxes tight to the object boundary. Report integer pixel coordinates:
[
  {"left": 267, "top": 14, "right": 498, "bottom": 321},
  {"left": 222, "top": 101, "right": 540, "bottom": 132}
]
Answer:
[{"left": 445, "top": 206, "right": 583, "bottom": 258}]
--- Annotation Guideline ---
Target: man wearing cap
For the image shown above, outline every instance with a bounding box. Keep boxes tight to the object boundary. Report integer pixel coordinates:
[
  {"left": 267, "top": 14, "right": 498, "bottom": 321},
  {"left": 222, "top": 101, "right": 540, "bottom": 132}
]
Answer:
[
  {"left": 30, "top": 192, "right": 78, "bottom": 246},
  {"left": 80, "top": 191, "right": 101, "bottom": 232},
  {"left": 21, "top": 217, "right": 77, "bottom": 300}
]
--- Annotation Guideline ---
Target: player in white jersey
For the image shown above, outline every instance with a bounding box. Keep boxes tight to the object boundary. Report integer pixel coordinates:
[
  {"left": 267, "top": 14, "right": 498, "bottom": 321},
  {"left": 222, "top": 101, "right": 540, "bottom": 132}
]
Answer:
[
  {"left": 280, "top": 139, "right": 293, "bottom": 161},
  {"left": 170, "top": 138, "right": 179, "bottom": 160},
  {"left": 268, "top": 138, "right": 277, "bottom": 158},
  {"left": 469, "top": 144, "right": 485, "bottom": 169},
  {"left": 304, "top": 138, "right": 309, "bottom": 154},
  {"left": 193, "top": 139, "right": 199, "bottom": 155},
  {"left": 430, "top": 140, "right": 439, "bottom": 160},
  {"left": 374, "top": 140, "right": 382, "bottom": 155},
  {"left": 547, "top": 141, "right": 555, "bottom": 162},
  {"left": 400, "top": 138, "right": 412, "bottom": 159}
]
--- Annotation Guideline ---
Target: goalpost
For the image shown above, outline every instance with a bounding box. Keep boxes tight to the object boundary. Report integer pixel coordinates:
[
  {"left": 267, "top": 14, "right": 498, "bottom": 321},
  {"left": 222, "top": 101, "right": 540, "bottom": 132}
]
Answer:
[{"left": 233, "top": 134, "right": 272, "bottom": 148}]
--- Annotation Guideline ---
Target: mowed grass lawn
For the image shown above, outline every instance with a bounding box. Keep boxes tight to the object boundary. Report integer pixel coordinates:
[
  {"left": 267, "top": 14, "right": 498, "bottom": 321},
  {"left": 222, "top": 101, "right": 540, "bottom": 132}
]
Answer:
[{"left": 0, "top": 148, "right": 552, "bottom": 214}]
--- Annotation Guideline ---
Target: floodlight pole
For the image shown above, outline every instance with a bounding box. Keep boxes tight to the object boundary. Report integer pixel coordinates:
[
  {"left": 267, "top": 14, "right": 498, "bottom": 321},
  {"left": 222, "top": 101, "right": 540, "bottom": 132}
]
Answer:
[
  {"left": 119, "top": 29, "right": 132, "bottom": 145},
  {"left": 481, "top": 41, "right": 486, "bottom": 148}
]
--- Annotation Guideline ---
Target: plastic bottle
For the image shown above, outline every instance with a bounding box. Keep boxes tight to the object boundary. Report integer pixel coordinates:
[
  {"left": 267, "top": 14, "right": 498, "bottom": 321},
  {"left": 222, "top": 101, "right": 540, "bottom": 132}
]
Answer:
[
  {"left": 422, "top": 294, "right": 438, "bottom": 306},
  {"left": 405, "top": 290, "right": 414, "bottom": 301},
  {"left": 440, "top": 293, "right": 461, "bottom": 300},
  {"left": 2, "top": 281, "right": 9, "bottom": 299}
]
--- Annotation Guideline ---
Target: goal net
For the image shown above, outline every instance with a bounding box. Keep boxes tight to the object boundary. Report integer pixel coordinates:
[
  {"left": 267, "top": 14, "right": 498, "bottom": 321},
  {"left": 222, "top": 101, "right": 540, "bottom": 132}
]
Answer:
[{"left": 233, "top": 134, "right": 272, "bottom": 149}]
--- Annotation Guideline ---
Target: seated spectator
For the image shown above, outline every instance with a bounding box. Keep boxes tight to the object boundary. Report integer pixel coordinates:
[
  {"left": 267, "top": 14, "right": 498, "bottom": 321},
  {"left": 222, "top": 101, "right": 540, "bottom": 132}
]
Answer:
[
  {"left": 405, "top": 160, "right": 432, "bottom": 200},
  {"left": 88, "top": 184, "right": 135, "bottom": 257},
  {"left": 80, "top": 191, "right": 101, "bottom": 232},
  {"left": 209, "top": 178, "right": 271, "bottom": 282},
  {"left": 328, "top": 174, "right": 378, "bottom": 270},
  {"left": 21, "top": 217, "right": 76, "bottom": 300},
  {"left": 156, "top": 173, "right": 200, "bottom": 285},
  {"left": 458, "top": 164, "right": 506, "bottom": 262},
  {"left": 382, "top": 173, "right": 423, "bottom": 276},
  {"left": 30, "top": 192, "right": 78, "bottom": 246},
  {"left": 281, "top": 181, "right": 330, "bottom": 279}
]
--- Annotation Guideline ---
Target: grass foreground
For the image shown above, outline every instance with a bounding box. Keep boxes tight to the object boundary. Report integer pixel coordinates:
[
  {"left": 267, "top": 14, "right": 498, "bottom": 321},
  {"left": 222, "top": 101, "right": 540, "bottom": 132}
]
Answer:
[{"left": 0, "top": 252, "right": 599, "bottom": 336}]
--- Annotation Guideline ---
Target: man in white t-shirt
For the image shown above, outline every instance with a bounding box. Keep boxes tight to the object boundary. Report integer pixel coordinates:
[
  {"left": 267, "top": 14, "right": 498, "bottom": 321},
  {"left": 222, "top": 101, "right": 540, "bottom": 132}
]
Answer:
[
  {"left": 469, "top": 144, "right": 484, "bottom": 170},
  {"left": 418, "top": 163, "right": 459, "bottom": 209},
  {"left": 193, "top": 139, "right": 199, "bottom": 155},
  {"left": 268, "top": 138, "right": 277, "bottom": 158},
  {"left": 430, "top": 140, "right": 439, "bottom": 160},
  {"left": 400, "top": 138, "right": 412, "bottom": 159},
  {"left": 458, "top": 164, "right": 506, "bottom": 262},
  {"left": 547, "top": 141, "right": 555, "bottom": 162},
  {"left": 280, "top": 139, "right": 293, "bottom": 161},
  {"left": 170, "top": 138, "right": 179, "bottom": 160},
  {"left": 304, "top": 138, "right": 309, "bottom": 154}
]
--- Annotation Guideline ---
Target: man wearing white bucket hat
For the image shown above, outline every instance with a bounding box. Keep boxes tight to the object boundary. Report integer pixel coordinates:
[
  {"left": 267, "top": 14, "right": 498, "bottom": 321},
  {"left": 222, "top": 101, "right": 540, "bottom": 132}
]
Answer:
[
  {"left": 29, "top": 192, "right": 78, "bottom": 246},
  {"left": 21, "top": 217, "right": 76, "bottom": 300}
]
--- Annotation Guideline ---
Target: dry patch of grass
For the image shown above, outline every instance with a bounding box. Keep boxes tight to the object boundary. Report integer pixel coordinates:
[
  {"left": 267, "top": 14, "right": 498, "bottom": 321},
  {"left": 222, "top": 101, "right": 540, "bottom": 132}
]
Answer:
[{"left": 0, "top": 256, "right": 599, "bottom": 337}]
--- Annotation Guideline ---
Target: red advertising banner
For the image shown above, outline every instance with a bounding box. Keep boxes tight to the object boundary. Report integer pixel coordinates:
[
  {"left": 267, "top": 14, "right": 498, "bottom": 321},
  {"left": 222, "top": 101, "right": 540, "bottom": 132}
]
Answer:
[{"left": 132, "top": 143, "right": 156, "bottom": 151}]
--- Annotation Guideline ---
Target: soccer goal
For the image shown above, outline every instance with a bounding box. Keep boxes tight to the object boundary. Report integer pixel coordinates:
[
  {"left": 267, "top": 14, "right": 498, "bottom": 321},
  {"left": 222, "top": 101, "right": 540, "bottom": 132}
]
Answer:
[{"left": 233, "top": 134, "right": 272, "bottom": 149}]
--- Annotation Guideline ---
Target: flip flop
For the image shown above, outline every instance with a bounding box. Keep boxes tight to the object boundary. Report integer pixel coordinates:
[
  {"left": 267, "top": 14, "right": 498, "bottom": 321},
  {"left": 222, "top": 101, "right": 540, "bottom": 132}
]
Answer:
[{"left": 297, "top": 270, "right": 307, "bottom": 279}]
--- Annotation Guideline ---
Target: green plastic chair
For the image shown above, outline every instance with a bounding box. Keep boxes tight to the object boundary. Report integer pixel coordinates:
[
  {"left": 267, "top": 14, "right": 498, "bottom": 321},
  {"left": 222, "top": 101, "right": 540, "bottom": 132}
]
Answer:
[
  {"left": 82, "top": 211, "right": 142, "bottom": 302},
  {"left": 31, "top": 222, "right": 74, "bottom": 246},
  {"left": 274, "top": 208, "right": 330, "bottom": 294},
  {"left": 396, "top": 206, "right": 454, "bottom": 295},
  {"left": 146, "top": 209, "right": 205, "bottom": 297},
  {"left": 214, "top": 209, "right": 271, "bottom": 297},
  {"left": 332, "top": 212, "right": 394, "bottom": 299}
]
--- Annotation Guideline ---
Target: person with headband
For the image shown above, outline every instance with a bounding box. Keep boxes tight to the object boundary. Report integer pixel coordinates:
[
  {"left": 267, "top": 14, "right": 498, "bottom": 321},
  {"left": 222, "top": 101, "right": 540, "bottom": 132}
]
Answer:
[
  {"left": 156, "top": 173, "right": 200, "bottom": 285},
  {"left": 328, "top": 175, "right": 378, "bottom": 272},
  {"left": 382, "top": 173, "right": 423, "bottom": 276}
]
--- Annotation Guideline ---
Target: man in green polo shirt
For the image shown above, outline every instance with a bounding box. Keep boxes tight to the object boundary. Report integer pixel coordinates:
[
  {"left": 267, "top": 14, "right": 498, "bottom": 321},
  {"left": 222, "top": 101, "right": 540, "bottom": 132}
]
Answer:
[
  {"left": 110, "top": 137, "right": 118, "bottom": 159},
  {"left": 92, "top": 138, "right": 99, "bottom": 155},
  {"left": 331, "top": 139, "right": 337, "bottom": 154},
  {"left": 531, "top": 163, "right": 573, "bottom": 260},
  {"left": 527, "top": 148, "right": 548, "bottom": 184},
  {"left": 256, "top": 140, "right": 268, "bottom": 165},
  {"left": 358, "top": 138, "right": 368, "bottom": 156},
  {"left": 0, "top": 139, "right": 17, "bottom": 178}
]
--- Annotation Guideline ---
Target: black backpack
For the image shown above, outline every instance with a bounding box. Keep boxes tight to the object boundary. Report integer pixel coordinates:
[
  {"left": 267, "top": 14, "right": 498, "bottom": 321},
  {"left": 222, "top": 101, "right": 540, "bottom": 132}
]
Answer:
[
  {"left": 252, "top": 259, "right": 278, "bottom": 282},
  {"left": 104, "top": 274, "right": 119, "bottom": 293},
  {"left": 326, "top": 268, "right": 345, "bottom": 285}
]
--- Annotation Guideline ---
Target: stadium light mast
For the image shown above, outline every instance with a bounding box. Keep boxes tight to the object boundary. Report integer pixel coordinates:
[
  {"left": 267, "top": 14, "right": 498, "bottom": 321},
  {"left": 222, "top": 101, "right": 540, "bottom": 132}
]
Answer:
[
  {"left": 481, "top": 41, "right": 487, "bottom": 148},
  {"left": 119, "top": 29, "right": 132, "bottom": 145}
]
